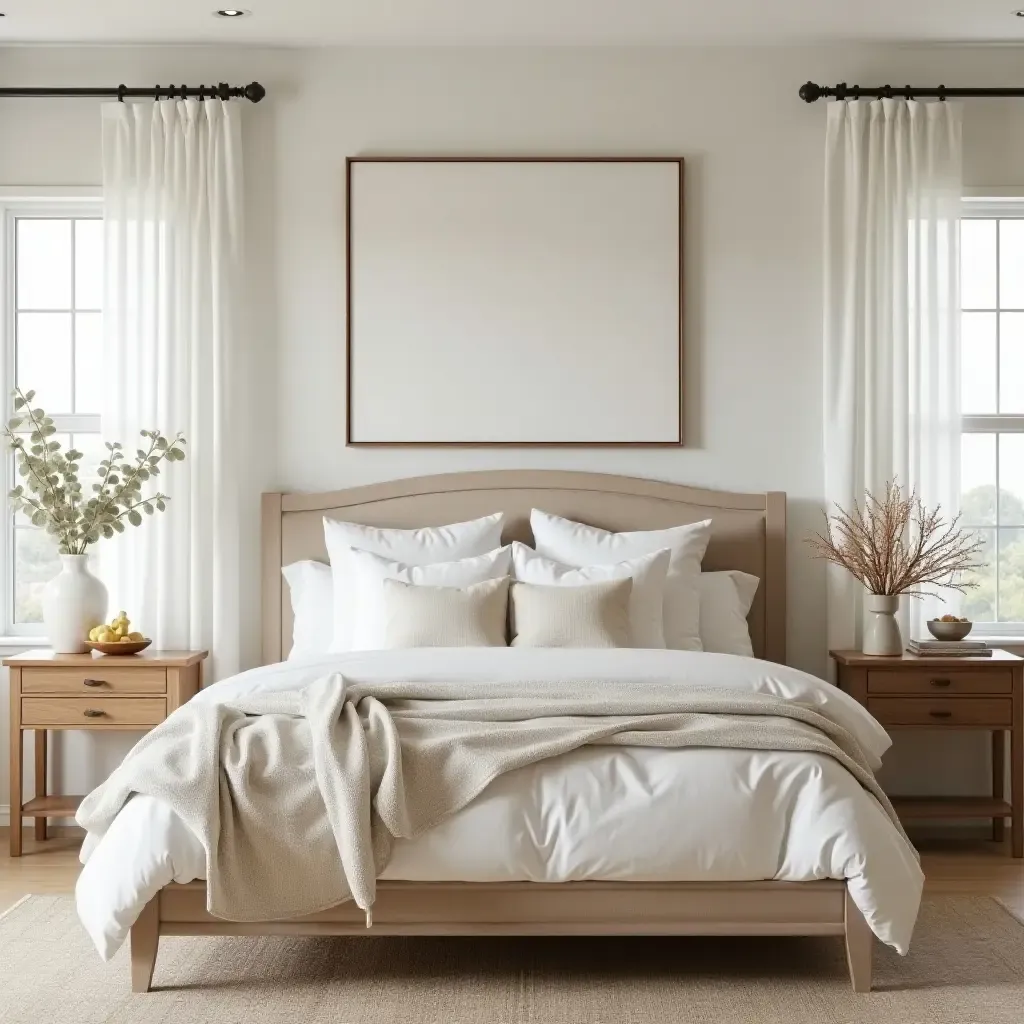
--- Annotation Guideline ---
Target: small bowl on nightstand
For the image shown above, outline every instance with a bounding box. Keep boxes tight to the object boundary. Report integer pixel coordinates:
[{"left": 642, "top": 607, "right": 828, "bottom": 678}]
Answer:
[
  {"left": 926, "top": 619, "right": 973, "bottom": 642},
  {"left": 84, "top": 638, "right": 152, "bottom": 656}
]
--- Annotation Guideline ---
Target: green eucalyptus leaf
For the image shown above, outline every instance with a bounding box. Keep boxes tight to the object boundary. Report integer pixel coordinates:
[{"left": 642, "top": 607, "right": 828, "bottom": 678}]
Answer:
[
  {"left": 128, "top": 510, "right": 142, "bottom": 527},
  {"left": 13, "top": 397, "right": 25, "bottom": 410}
]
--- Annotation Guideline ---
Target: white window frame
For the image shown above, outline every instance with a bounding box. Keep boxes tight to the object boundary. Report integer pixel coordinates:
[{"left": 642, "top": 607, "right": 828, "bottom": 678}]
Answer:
[
  {"left": 0, "top": 188, "right": 103, "bottom": 637},
  {"left": 960, "top": 197, "right": 1024, "bottom": 637}
]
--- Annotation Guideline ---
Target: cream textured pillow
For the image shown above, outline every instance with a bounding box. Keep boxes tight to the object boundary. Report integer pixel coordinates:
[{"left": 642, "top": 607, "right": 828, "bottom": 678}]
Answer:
[
  {"left": 338, "top": 546, "right": 512, "bottom": 652},
  {"left": 511, "top": 542, "right": 669, "bottom": 649},
  {"left": 529, "top": 510, "right": 711, "bottom": 652},
  {"left": 698, "top": 571, "right": 759, "bottom": 657},
  {"left": 324, "top": 512, "right": 505, "bottom": 651},
  {"left": 510, "top": 579, "right": 632, "bottom": 648},
  {"left": 381, "top": 576, "right": 510, "bottom": 649}
]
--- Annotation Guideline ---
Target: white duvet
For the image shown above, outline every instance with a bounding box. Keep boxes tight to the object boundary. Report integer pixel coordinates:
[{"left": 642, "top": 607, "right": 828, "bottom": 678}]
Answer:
[{"left": 75, "top": 648, "right": 922, "bottom": 960}]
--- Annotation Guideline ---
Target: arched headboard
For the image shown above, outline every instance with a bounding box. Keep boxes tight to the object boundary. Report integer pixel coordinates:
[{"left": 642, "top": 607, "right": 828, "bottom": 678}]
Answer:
[{"left": 261, "top": 471, "right": 786, "bottom": 665}]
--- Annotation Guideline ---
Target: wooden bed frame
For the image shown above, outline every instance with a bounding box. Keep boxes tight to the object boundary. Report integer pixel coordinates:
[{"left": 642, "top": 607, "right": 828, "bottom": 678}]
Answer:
[{"left": 129, "top": 470, "right": 875, "bottom": 993}]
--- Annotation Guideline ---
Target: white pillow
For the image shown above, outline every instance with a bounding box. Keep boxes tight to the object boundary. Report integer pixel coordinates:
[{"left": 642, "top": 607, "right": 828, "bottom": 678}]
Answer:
[
  {"left": 281, "top": 561, "right": 333, "bottom": 660},
  {"left": 529, "top": 510, "right": 712, "bottom": 652},
  {"left": 381, "top": 577, "right": 510, "bottom": 649},
  {"left": 510, "top": 579, "right": 632, "bottom": 649},
  {"left": 698, "top": 571, "right": 760, "bottom": 657},
  {"left": 338, "top": 546, "right": 513, "bottom": 651},
  {"left": 324, "top": 512, "right": 505, "bottom": 651},
  {"left": 511, "top": 542, "right": 669, "bottom": 649}
]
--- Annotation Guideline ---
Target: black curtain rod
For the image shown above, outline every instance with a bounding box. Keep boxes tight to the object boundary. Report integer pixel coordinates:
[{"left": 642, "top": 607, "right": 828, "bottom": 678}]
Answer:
[
  {"left": 0, "top": 82, "right": 266, "bottom": 103},
  {"left": 800, "top": 81, "right": 1024, "bottom": 103}
]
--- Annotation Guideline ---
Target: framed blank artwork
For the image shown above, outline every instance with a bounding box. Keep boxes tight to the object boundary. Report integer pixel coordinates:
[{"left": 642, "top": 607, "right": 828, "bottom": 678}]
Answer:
[{"left": 346, "top": 156, "right": 684, "bottom": 446}]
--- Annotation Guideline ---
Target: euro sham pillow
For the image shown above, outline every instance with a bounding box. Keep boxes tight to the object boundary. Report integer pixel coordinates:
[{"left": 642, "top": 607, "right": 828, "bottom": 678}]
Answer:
[
  {"left": 511, "top": 542, "right": 669, "bottom": 649},
  {"left": 698, "top": 570, "right": 760, "bottom": 657},
  {"left": 337, "top": 545, "right": 513, "bottom": 652},
  {"left": 529, "top": 510, "right": 712, "bottom": 652},
  {"left": 509, "top": 578, "right": 632, "bottom": 649},
  {"left": 324, "top": 512, "right": 505, "bottom": 651},
  {"left": 381, "top": 576, "right": 510, "bottom": 649},
  {"left": 281, "top": 560, "right": 333, "bottom": 660}
]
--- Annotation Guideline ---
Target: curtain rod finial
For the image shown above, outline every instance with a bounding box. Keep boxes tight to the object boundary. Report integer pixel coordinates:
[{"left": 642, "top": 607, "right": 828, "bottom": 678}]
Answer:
[
  {"left": 799, "top": 81, "right": 823, "bottom": 103},
  {"left": 244, "top": 82, "right": 266, "bottom": 104}
]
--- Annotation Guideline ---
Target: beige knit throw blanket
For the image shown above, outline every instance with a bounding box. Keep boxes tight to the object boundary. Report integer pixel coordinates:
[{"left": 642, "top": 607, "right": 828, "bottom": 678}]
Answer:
[{"left": 76, "top": 675, "right": 910, "bottom": 923}]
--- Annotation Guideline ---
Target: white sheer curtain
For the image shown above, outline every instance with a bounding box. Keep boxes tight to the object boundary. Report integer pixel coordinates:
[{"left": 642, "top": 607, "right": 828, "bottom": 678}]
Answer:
[
  {"left": 823, "top": 99, "right": 963, "bottom": 650},
  {"left": 101, "top": 99, "right": 244, "bottom": 678}
]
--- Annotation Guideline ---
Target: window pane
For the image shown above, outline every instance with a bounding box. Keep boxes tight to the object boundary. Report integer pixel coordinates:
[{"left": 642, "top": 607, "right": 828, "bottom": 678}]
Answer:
[
  {"left": 998, "top": 528, "right": 1024, "bottom": 621},
  {"left": 74, "top": 219, "right": 103, "bottom": 310},
  {"left": 1000, "top": 312, "right": 1024, "bottom": 413},
  {"left": 1001, "top": 220, "right": 1024, "bottom": 309},
  {"left": 962, "top": 219, "right": 996, "bottom": 309},
  {"left": 961, "top": 433, "right": 997, "bottom": 525},
  {"left": 962, "top": 312, "right": 997, "bottom": 413},
  {"left": 14, "top": 528, "right": 60, "bottom": 624},
  {"left": 962, "top": 527, "right": 996, "bottom": 622},
  {"left": 1000, "top": 434, "right": 1024, "bottom": 526},
  {"left": 16, "top": 219, "right": 71, "bottom": 310},
  {"left": 17, "top": 312, "right": 72, "bottom": 413},
  {"left": 74, "top": 312, "right": 103, "bottom": 415}
]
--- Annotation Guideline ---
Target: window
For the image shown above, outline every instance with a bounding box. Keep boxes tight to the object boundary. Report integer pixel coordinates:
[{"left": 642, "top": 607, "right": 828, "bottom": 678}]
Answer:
[
  {"left": 960, "top": 199, "right": 1024, "bottom": 633},
  {"left": 0, "top": 198, "right": 103, "bottom": 634}
]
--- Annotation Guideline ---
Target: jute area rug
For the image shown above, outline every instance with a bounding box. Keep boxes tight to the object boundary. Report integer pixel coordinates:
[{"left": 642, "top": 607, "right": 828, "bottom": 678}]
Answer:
[{"left": 0, "top": 896, "right": 1022, "bottom": 1024}]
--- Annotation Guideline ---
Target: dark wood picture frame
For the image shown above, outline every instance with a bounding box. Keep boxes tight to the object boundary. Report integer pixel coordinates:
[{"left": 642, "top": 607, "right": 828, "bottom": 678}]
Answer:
[{"left": 345, "top": 156, "right": 685, "bottom": 448}]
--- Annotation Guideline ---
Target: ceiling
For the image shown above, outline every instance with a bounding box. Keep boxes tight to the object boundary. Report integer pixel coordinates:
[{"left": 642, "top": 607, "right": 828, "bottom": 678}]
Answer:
[{"left": 1, "top": 0, "right": 1024, "bottom": 47}]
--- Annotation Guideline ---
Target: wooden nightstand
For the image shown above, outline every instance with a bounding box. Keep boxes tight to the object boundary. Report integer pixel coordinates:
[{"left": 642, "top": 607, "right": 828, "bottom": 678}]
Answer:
[
  {"left": 4, "top": 648, "right": 208, "bottom": 857},
  {"left": 830, "top": 649, "right": 1024, "bottom": 857}
]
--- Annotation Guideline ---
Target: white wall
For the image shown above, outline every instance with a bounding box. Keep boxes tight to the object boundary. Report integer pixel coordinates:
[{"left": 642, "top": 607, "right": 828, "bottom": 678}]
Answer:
[{"left": 2, "top": 41, "right": 1024, "bottom": 812}]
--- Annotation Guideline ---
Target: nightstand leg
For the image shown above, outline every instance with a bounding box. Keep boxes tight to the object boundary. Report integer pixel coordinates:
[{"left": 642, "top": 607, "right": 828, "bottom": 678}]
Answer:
[
  {"left": 9, "top": 728, "right": 22, "bottom": 858},
  {"left": 33, "top": 730, "right": 47, "bottom": 842},
  {"left": 993, "top": 730, "right": 1006, "bottom": 844}
]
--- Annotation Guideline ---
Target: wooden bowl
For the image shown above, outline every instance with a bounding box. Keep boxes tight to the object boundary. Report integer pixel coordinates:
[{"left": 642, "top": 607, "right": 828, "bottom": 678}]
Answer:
[
  {"left": 84, "top": 638, "right": 152, "bottom": 656},
  {"left": 926, "top": 619, "right": 973, "bottom": 642}
]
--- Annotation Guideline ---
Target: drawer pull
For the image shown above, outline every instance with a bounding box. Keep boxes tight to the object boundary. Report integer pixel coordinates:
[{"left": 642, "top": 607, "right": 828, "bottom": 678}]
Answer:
[
  {"left": 82, "top": 678, "right": 107, "bottom": 688},
  {"left": 82, "top": 708, "right": 107, "bottom": 718},
  {"left": 929, "top": 710, "right": 953, "bottom": 719},
  {"left": 930, "top": 679, "right": 952, "bottom": 688}
]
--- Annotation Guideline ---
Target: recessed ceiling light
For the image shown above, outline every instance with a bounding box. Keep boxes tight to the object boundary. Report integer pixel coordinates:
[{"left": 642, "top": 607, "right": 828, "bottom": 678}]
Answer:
[{"left": 214, "top": 8, "right": 250, "bottom": 17}]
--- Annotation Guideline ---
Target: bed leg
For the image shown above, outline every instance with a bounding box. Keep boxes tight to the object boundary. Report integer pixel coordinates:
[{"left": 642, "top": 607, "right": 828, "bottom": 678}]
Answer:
[
  {"left": 843, "top": 888, "right": 873, "bottom": 992},
  {"left": 130, "top": 895, "right": 160, "bottom": 993}
]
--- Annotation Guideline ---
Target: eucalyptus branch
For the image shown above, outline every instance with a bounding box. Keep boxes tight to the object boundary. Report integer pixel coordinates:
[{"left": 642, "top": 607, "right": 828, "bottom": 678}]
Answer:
[
  {"left": 807, "top": 480, "right": 986, "bottom": 599},
  {"left": 3, "top": 388, "right": 187, "bottom": 556}
]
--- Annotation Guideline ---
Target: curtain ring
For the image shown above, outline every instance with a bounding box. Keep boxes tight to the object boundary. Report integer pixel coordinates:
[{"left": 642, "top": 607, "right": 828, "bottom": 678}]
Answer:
[
  {"left": 835, "top": 81, "right": 847, "bottom": 101},
  {"left": 852, "top": 85, "right": 860, "bottom": 100},
  {"left": 905, "top": 85, "right": 913, "bottom": 101},
  {"left": 198, "top": 84, "right": 206, "bottom": 101},
  {"left": 938, "top": 84, "right": 947, "bottom": 102},
  {"left": 154, "top": 84, "right": 161, "bottom": 100},
  {"left": 117, "top": 84, "right": 126, "bottom": 103},
  {"left": 882, "top": 84, "right": 892, "bottom": 99}
]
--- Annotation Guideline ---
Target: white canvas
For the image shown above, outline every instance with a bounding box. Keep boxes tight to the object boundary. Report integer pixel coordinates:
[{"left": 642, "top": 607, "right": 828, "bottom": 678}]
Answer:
[{"left": 348, "top": 159, "right": 682, "bottom": 444}]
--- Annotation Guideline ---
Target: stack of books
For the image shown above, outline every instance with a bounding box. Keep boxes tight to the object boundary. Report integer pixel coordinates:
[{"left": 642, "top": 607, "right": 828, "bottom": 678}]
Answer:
[{"left": 907, "top": 638, "right": 992, "bottom": 657}]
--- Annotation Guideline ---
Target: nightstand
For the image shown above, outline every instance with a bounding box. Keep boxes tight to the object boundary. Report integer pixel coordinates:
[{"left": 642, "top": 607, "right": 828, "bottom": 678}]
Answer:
[
  {"left": 830, "top": 649, "right": 1023, "bottom": 857},
  {"left": 4, "top": 648, "right": 208, "bottom": 857}
]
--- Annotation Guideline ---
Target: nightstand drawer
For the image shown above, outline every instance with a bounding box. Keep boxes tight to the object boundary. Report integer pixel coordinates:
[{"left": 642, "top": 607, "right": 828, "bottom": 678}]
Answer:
[
  {"left": 867, "top": 697, "right": 1012, "bottom": 727},
  {"left": 21, "top": 697, "right": 166, "bottom": 728},
  {"left": 867, "top": 669, "right": 1013, "bottom": 696},
  {"left": 21, "top": 666, "right": 167, "bottom": 696}
]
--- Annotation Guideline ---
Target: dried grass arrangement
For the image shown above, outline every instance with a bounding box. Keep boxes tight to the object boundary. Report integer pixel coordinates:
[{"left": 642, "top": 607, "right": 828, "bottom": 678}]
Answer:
[{"left": 809, "top": 481, "right": 985, "bottom": 598}]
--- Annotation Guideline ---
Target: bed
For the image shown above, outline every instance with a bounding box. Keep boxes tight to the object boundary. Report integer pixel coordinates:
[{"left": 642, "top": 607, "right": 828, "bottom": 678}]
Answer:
[{"left": 74, "top": 470, "right": 921, "bottom": 993}]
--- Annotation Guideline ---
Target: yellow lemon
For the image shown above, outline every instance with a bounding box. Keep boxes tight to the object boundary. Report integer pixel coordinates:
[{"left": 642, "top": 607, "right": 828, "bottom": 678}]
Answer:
[
  {"left": 97, "top": 629, "right": 114, "bottom": 643},
  {"left": 128, "top": 632, "right": 144, "bottom": 642},
  {"left": 119, "top": 636, "right": 134, "bottom": 643}
]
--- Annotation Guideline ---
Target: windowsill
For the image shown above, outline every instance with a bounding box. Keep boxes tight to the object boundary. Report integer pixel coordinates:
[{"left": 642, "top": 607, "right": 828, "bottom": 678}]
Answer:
[{"left": 0, "top": 636, "right": 48, "bottom": 649}]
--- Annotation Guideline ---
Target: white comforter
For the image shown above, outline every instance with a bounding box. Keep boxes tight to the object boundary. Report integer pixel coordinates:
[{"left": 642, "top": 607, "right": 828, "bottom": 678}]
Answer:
[{"left": 76, "top": 648, "right": 922, "bottom": 960}]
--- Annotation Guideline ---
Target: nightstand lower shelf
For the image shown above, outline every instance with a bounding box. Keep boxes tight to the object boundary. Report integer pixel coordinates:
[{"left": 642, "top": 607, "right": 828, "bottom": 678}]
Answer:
[
  {"left": 891, "top": 796, "right": 1012, "bottom": 819},
  {"left": 21, "top": 794, "right": 84, "bottom": 817}
]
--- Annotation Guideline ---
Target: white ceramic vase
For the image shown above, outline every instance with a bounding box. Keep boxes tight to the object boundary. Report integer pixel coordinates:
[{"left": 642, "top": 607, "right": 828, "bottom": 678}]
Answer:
[
  {"left": 863, "top": 593, "right": 902, "bottom": 656},
  {"left": 41, "top": 554, "right": 108, "bottom": 654}
]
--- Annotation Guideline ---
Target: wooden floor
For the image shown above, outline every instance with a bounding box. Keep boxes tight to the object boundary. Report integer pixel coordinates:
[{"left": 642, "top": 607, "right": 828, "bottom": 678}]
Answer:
[{"left": 2, "top": 827, "right": 1023, "bottom": 921}]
